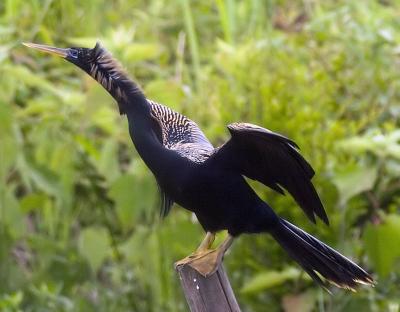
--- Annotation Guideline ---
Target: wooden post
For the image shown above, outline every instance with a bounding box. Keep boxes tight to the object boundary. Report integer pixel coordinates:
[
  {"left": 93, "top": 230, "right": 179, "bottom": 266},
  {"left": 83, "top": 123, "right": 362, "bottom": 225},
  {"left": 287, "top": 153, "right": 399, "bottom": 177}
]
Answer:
[{"left": 176, "top": 264, "right": 241, "bottom": 312}]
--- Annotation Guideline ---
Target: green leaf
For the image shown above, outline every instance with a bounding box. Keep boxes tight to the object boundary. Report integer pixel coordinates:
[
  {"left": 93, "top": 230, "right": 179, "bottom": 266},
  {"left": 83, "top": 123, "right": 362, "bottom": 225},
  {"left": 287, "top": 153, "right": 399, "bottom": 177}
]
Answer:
[
  {"left": 0, "top": 291, "right": 23, "bottom": 310},
  {"left": 0, "top": 102, "right": 13, "bottom": 136},
  {"left": 96, "top": 139, "right": 121, "bottom": 183},
  {"left": 24, "top": 160, "right": 62, "bottom": 198},
  {"left": 0, "top": 186, "right": 25, "bottom": 238},
  {"left": 123, "top": 43, "right": 162, "bottom": 62},
  {"left": 20, "top": 193, "right": 48, "bottom": 212},
  {"left": 108, "top": 173, "right": 156, "bottom": 230},
  {"left": 0, "top": 136, "right": 18, "bottom": 180},
  {"left": 78, "top": 227, "right": 110, "bottom": 272},
  {"left": 241, "top": 267, "right": 303, "bottom": 294},
  {"left": 364, "top": 214, "right": 400, "bottom": 277},
  {"left": 332, "top": 165, "right": 377, "bottom": 205},
  {"left": 91, "top": 106, "right": 118, "bottom": 134},
  {"left": 3, "top": 65, "right": 61, "bottom": 96},
  {"left": 144, "top": 80, "right": 185, "bottom": 109},
  {"left": 108, "top": 175, "right": 138, "bottom": 230},
  {"left": 337, "top": 130, "right": 400, "bottom": 160},
  {"left": 67, "top": 37, "right": 100, "bottom": 47}
]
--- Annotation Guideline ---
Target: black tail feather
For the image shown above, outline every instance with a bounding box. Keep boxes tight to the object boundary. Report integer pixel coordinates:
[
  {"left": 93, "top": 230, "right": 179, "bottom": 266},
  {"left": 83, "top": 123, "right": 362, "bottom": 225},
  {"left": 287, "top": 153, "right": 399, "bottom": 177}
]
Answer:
[{"left": 270, "top": 218, "right": 374, "bottom": 290}]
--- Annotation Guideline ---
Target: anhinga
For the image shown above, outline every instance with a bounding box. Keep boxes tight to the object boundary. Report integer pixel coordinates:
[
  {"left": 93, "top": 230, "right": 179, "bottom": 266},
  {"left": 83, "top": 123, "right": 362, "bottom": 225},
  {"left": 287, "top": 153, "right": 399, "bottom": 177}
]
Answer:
[{"left": 24, "top": 42, "right": 374, "bottom": 290}]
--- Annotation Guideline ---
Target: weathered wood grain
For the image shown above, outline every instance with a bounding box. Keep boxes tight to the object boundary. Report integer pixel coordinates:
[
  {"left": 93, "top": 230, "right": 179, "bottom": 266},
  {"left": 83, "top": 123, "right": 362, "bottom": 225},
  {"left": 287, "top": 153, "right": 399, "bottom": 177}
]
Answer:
[{"left": 176, "top": 264, "right": 241, "bottom": 312}]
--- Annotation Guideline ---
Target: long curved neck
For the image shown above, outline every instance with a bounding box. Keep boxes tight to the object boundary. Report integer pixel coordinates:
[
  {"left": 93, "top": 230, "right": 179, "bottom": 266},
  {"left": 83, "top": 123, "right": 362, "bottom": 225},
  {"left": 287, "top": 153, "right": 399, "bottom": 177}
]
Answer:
[
  {"left": 127, "top": 111, "right": 181, "bottom": 179},
  {"left": 86, "top": 43, "right": 149, "bottom": 115},
  {"left": 83, "top": 44, "right": 180, "bottom": 176}
]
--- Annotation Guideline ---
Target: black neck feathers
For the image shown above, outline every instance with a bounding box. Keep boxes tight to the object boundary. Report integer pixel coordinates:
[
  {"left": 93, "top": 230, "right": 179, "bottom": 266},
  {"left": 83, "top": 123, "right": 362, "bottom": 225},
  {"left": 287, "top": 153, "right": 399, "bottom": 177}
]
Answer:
[{"left": 87, "top": 43, "right": 147, "bottom": 115}]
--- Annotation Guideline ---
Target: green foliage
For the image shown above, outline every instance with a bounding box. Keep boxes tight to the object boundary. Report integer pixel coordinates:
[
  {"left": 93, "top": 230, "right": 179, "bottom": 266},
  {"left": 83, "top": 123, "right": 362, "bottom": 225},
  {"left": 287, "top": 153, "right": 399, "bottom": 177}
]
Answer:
[
  {"left": 333, "top": 164, "right": 378, "bottom": 205},
  {"left": 78, "top": 226, "right": 111, "bottom": 272},
  {"left": 1, "top": 0, "right": 400, "bottom": 311},
  {"left": 364, "top": 214, "right": 400, "bottom": 278},
  {"left": 241, "top": 267, "right": 307, "bottom": 294}
]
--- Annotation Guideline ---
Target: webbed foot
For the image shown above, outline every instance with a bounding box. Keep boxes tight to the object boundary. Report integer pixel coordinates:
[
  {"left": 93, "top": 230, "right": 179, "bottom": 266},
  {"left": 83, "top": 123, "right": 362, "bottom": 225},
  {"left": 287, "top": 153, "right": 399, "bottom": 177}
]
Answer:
[{"left": 175, "top": 234, "right": 234, "bottom": 277}]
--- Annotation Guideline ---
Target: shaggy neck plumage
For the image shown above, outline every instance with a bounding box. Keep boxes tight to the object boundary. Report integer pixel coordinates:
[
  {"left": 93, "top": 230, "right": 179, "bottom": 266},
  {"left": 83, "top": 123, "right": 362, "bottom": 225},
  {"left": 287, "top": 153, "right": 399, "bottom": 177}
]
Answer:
[{"left": 87, "top": 43, "right": 148, "bottom": 115}]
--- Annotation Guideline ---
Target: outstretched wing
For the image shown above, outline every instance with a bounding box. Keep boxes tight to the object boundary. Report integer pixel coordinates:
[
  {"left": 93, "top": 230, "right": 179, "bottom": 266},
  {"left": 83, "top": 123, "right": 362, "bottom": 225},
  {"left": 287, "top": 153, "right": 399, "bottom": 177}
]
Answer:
[
  {"left": 149, "top": 100, "right": 214, "bottom": 217},
  {"left": 210, "top": 122, "right": 328, "bottom": 225}
]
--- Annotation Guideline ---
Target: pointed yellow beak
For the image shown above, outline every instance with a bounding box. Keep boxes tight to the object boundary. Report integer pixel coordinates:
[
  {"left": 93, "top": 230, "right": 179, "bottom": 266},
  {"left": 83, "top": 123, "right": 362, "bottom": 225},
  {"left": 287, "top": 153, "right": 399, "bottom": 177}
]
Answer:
[{"left": 23, "top": 42, "right": 68, "bottom": 58}]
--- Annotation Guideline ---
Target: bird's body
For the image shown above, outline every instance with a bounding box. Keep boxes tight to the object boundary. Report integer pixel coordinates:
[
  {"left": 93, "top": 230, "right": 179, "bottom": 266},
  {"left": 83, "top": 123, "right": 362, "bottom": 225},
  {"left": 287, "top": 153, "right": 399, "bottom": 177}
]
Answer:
[
  {"left": 24, "top": 41, "right": 374, "bottom": 290},
  {"left": 129, "top": 100, "right": 278, "bottom": 235},
  {"left": 161, "top": 161, "right": 273, "bottom": 235}
]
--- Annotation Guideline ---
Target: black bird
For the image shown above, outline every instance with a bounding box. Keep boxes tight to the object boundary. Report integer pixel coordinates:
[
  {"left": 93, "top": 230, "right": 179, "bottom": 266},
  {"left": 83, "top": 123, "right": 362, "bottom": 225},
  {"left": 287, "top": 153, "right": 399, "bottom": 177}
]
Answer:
[{"left": 24, "top": 42, "right": 374, "bottom": 290}]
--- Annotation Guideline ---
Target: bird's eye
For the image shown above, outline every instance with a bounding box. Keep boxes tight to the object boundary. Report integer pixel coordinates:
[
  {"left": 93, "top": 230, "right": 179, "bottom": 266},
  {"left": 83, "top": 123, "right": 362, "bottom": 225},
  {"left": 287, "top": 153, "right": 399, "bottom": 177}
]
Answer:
[{"left": 69, "top": 49, "right": 79, "bottom": 58}]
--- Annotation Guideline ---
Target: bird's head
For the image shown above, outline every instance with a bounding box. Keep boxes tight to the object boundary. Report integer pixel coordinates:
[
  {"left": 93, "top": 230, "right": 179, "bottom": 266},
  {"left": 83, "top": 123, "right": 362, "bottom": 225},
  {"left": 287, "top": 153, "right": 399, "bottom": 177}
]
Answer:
[
  {"left": 23, "top": 42, "right": 103, "bottom": 75},
  {"left": 23, "top": 41, "right": 145, "bottom": 114}
]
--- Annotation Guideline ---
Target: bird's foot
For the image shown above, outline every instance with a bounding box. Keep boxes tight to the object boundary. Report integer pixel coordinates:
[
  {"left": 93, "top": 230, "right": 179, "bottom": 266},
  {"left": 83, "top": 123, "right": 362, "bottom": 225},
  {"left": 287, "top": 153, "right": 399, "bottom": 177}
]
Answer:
[
  {"left": 175, "top": 248, "right": 223, "bottom": 277},
  {"left": 175, "top": 233, "right": 234, "bottom": 277}
]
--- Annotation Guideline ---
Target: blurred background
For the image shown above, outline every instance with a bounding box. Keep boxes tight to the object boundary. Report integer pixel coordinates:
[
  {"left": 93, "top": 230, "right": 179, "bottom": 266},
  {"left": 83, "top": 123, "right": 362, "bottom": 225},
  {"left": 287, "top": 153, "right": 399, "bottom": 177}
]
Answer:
[{"left": 1, "top": 0, "right": 400, "bottom": 311}]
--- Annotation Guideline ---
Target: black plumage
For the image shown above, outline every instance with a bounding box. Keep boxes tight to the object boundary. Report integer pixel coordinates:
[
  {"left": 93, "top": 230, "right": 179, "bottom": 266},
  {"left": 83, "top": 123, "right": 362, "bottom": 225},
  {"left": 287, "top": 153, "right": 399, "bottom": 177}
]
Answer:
[{"left": 25, "top": 42, "right": 374, "bottom": 290}]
